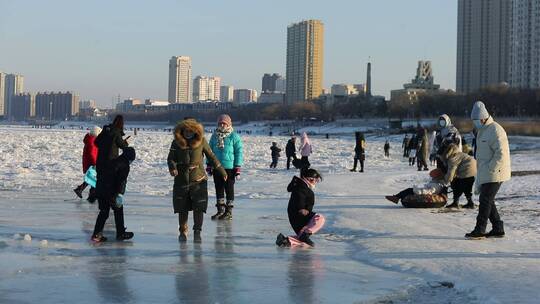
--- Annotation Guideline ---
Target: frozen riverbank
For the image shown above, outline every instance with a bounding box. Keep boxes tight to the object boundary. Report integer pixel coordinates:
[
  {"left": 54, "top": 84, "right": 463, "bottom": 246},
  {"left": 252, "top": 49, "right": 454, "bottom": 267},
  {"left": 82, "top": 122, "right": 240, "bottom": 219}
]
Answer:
[{"left": 0, "top": 127, "right": 539, "bottom": 303}]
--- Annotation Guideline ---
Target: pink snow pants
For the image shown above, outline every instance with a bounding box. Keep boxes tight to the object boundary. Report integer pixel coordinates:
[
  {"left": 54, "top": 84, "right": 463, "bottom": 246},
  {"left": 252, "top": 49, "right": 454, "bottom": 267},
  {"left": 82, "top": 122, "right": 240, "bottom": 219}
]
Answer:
[{"left": 288, "top": 213, "right": 325, "bottom": 247}]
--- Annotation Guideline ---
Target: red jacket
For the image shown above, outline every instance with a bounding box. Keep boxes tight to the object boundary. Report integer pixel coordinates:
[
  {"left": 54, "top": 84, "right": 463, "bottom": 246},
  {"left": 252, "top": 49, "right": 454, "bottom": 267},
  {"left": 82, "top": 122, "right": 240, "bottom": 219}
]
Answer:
[{"left": 82, "top": 133, "right": 98, "bottom": 173}]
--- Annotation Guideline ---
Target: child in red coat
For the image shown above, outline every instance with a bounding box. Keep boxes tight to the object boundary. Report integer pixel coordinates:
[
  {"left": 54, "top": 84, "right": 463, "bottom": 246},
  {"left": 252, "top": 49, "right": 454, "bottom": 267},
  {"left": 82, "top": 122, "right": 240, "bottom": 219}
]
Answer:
[{"left": 74, "top": 126, "right": 101, "bottom": 202}]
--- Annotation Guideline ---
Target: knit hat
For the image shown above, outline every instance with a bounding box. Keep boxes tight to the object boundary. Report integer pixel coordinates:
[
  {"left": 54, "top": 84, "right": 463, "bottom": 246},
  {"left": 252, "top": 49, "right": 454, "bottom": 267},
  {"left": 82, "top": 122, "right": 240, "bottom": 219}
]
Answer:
[
  {"left": 217, "top": 114, "right": 232, "bottom": 127},
  {"left": 90, "top": 126, "right": 102, "bottom": 137},
  {"left": 471, "top": 101, "right": 490, "bottom": 120}
]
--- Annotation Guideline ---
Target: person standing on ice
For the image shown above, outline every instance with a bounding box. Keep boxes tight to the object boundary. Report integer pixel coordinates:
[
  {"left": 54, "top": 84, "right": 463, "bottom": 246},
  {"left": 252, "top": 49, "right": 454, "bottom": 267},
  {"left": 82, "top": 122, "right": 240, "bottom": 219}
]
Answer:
[
  {"left": 92, "top": 115, "right": 134, "bottom": 242},
  {"left": 402, "top": 134, "right": 410, "bottom": 157},
  {"left": 299, "top": 132, "right": 312, "bottom": 169},
  {"left": 433, "top": 114, "right": 462, "bottom": 170},
  {"left": 350, "top": 131, "right": 366, "bottom": 172},
  {"left": 408, "top": 134, "right": 417, "bottom": 166},
  {"left": 465, "top": 101, "right": 511, "bottom": 239},
  {"left": 384, "top": 140, "right": 390, "bottom": 158},
  {"left": 270, "top": 142, "right": 281, "bottom": 168},
  {"left": 416, "top": 128, "right": 430, "bottom": 171},
  {"left": 168, "top": 119, "right": 227, "bottom": 242},
  {"left": 285, "top": 135, "right": 297, "bottom": 170},
  {"left": 207, "top": 114, "right": 244, "bottom": 221},
  {"left": 276, "top": 168, "right": 325, "bottom": 247},
  {"left": 73, "top": 126, "right": 101, "bottom": 203}
]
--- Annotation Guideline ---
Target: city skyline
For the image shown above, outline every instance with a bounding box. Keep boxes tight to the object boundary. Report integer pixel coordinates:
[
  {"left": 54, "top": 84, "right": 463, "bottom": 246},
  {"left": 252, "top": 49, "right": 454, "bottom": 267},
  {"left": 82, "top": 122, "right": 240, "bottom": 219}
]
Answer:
[{"left": 0, "top": 0, "right": 458, "bottom": 107}]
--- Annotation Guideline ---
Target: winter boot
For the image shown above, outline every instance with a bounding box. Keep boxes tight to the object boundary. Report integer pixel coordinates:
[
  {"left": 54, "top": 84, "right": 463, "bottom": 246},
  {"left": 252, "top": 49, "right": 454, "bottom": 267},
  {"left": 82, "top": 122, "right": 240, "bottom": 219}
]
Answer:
[
  {"left": 486, "top": 221, "right": 505, "bottom": 238},
  {"left": 178, "top": 223, "right": 188, "bottom": 242},
  {"left": 299, "top": 232, "right": 314, "bottom": 247},
  {"left": 73, "top": 186, "right": 83, "bottom": 199},
  {"left": 116, "top": 229, "right": 134, "bottom": 241},
  {"left": 218, "top": 201, "right": 233, "bottom": 220},
  {"left": 91, "top": 233, "right": 107, "bottom": 243},
  {"left": 462, "top": 197, "right": 475, "bottom": 209},
  {"left": 349, "top": 168, "right": 357, "bottom": 172},
  {"left": 211, "top": 199, "right": 226, "bottom": 220},
  {"left": 446, "top": 201, "right": 460, "bottom": 209},
  {"left": 193, "top": 230, "right": 202, "bottom": 243},
  {"left": 275, "top": 233, "right": 291, "bottom": 247},
  {"left": 385, "top": 195, "right": 400, "bottom": 204},
  {"left": 465, "top": 229, "right": 486, "bottom": 239}
]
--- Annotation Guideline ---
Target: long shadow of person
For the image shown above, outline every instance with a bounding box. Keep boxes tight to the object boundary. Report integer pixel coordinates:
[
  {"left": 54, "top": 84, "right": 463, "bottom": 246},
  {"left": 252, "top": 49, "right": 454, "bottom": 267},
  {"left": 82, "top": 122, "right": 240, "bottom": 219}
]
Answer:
[
  {"left": 91, "top": 245, "right": 134, "bottom": 303},
  {"left": 175, "top": 243, "right": 211, "bottom": 303},
  {"left": 287, "top": 250, "right": 323, "bottom": 304}
]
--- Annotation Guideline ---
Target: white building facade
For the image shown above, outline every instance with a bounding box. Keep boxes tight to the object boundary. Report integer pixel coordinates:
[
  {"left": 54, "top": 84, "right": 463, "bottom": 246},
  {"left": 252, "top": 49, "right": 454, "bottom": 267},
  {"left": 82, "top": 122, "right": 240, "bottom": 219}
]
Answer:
[
  {"left": 168, "top": 56, "right": 192, "bottom": 103},
  {"left": 193, "top": 76, "right": 221, "bottom": 102}
]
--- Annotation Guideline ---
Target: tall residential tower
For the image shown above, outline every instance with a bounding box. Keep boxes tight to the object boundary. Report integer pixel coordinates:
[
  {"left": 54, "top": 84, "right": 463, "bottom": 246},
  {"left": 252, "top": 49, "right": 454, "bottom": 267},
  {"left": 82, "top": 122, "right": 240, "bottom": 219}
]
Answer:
[
  {"left": 4, "top": 74, "right": 24, "bottom": 118},
  {"left": 510, "top": 0, "right": 540, "bottom": 88},
  {"left": 456, "top": 0, "right": 511, "bottom": 93},
  {"left": 168, "top": 56, "right": 192, "bottom": 103},
  {"left": 286, "top": 20, "right": 324, "bottom": 103}
]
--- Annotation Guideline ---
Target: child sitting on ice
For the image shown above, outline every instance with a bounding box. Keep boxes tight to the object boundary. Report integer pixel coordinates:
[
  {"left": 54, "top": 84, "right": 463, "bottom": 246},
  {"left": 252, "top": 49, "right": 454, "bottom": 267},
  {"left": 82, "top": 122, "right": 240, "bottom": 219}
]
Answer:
[
  {"left": 276, "top": 168, "right": 325, "bottom": 247},
  {"left": 385, "top": 168, "right": 446, "bottom": 204}
]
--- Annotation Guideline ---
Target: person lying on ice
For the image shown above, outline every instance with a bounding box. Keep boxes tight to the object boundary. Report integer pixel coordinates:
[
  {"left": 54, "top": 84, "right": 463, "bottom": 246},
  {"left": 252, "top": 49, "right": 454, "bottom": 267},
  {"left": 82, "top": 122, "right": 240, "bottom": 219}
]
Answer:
[
  {"left": 385, "top": 168, "right": 446, "bottom": 204},
  {"left": 276, "top": 168, "right": 325, "bottom": 247}
]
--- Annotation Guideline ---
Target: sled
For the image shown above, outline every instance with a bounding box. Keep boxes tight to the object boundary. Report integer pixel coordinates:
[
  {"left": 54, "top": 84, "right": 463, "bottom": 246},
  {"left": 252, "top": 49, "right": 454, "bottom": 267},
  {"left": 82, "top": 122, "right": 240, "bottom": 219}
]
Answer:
[{"left": 401, "top": 193, "right": 447, "bottom": 208}]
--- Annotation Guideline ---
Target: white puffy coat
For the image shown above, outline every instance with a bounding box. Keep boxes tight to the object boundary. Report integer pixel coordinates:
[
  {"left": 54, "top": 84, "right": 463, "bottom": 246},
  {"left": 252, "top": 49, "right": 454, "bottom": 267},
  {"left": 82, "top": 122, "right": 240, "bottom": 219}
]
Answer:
[{"left": 475, "top": 117, "right": 511, "bottom": 185}]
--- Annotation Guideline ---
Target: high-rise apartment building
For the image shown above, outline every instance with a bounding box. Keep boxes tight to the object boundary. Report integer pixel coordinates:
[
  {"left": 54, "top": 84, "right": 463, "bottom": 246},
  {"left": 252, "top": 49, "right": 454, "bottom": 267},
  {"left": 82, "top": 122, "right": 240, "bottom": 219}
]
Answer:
[
  {"left": 0, "top": 72, "right": 5, "bottom": 116},
  {"left": 510, "top": 0, "right": 540, "bottom": 88},
  {"left": 35, "top": 92, "right": 79, "bottom": 121},
  {"left": 168, "top": 56, "right": 192, "bottom": 103},
  {"left": 11, "top": 93, "right": 35, "bottom": 121},
  {"left": 456, "top": 0, "right": 511, "bottom": 93},
  {"left": 262, "top": 73, "right": 286, "bottom": 93},
  {"left": 286, "top": 20, "right": 324, "bottom": 103},
  {"left": 4, "top": 74, "right": 24, "bottom": 118},
  {"left": 193, "top": 76, "right": 221, "bottom": 102},
  {"left": 220, "top": 85, "right": 234, "bottom": 102}
]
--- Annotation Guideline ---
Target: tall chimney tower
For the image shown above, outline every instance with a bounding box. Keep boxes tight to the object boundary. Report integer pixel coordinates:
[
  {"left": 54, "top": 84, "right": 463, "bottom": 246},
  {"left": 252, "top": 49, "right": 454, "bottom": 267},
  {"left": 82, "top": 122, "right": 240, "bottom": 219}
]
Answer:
[{"left": 366, "top": 61, "right": 372, "bottom": 98}]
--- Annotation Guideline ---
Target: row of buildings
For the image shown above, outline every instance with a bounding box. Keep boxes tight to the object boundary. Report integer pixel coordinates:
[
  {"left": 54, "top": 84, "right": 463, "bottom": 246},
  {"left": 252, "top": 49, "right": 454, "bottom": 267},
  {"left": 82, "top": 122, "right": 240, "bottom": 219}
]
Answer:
[
  {"left": 167, "top": 19, "right": 325, "bottom": 106},
  {"left": 457, "top": 0, "right": 540, "bottom": 93}
]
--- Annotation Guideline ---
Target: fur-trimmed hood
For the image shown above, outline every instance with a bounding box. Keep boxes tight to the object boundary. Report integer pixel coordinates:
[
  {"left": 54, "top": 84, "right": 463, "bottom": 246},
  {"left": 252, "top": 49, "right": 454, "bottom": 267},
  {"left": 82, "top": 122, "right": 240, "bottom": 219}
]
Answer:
[
  {"left": 443, "top": 143, "right": 460, "bottom": 161},
  {"left": 174, "top": 119, "right": 204, "bottom": 149}
]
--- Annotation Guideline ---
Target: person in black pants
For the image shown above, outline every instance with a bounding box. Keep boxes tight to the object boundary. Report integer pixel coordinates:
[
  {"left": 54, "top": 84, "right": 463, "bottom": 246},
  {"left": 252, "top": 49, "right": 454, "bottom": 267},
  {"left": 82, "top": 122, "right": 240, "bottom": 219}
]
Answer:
[
  {"left": 270, "top": 142, "right": 281, "bottom": 168},
  {"left": 285, "top": 135, "right": 297, "bottom": 170}
]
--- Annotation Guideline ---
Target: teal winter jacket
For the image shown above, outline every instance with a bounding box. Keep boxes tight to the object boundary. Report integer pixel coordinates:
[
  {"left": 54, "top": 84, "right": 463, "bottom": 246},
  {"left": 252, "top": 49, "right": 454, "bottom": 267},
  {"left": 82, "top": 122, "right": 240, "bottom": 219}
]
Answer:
[{"left": 208, "top": 132, "right": 244, "bottom": 169}]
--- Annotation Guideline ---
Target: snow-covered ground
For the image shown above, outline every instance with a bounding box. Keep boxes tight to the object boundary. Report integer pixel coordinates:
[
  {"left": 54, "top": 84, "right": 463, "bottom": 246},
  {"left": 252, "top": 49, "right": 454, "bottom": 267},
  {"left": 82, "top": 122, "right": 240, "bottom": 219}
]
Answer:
[{"left": 0, "top": 126, "right": 539, "bottom": 303}]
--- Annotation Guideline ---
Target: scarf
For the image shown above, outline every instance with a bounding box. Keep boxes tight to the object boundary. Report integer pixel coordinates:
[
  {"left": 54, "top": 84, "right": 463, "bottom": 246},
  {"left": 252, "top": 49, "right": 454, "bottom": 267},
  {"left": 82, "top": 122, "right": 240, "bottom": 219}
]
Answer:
[{"left": 215, "top": 126, "right": 233, "bottom": 149}]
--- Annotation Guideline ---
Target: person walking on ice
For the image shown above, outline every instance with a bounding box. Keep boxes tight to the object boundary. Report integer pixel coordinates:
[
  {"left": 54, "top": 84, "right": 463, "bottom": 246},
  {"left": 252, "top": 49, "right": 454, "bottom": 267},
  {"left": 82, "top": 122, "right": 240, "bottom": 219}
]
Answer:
[
  {"left": 350, "top": 132, "right": 366, "bottom": 172},
  {"left": 168, "top": 119, "right": 227, "bottom": 243},
  {"left": 207, "top": 114, "right": 244, "bottom": 220},
  {"left": 73, "top": 126, "right": 101, "bottom": 203},
  {"left": 465, "top": 101, "right": 511, "bottom": 239},
  {"left": 276, "top": 168, "right": 325, "bottom": 247},
  {"left": 384, "top": 140, "right": 390, "bottom": 158},
  {"left": 270, "top": 142, "right": 281, "bottom": 168},
  {"left": 285, "top": 135, "right": 297, "bottom": 170}
]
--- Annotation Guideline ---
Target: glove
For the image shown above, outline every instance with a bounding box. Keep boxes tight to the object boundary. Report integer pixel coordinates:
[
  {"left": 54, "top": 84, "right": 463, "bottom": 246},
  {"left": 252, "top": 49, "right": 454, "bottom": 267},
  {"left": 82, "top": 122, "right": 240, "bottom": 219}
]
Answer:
[
  {"left": 206, "top": 166, "right": 213, "bottom": 176},
  {"left": 233, "top": 167, "right": 241, "bottom": 179}
]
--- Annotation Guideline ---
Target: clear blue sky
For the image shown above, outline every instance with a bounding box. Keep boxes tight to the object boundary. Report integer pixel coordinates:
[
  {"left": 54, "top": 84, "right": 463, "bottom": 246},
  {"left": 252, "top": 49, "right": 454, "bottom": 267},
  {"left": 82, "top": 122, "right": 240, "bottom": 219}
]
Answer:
[{"left": 0, "top": 0, "right": 457, "bottom": 107}]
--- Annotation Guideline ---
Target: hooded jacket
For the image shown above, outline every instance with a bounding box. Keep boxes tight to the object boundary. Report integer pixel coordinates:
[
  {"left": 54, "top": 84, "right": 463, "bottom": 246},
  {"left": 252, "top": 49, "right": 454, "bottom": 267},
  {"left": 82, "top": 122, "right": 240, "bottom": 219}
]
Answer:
[
  {"left": 95, "top": 124, "right": 128, "bottom": 171},
  {"left": 441, "top": 143, "right": 477, "bottom": 184},
  {"left": 300, "top": 133, "right": 312, "bottom": 157},
  {"left": 435, "top": 114, "right": 462, "bottom": 154},
  {"left": 475, "top": 116, "right": 511, "bottom": 185},
  {"left": 82, "top": 133, "right": 98, "bottom": 173},
  {"left": 208, "top": 130, "right": 243, "bottom": 169},
  {"left": 287, "top": 176, "right": 316, "bottom": 234}
]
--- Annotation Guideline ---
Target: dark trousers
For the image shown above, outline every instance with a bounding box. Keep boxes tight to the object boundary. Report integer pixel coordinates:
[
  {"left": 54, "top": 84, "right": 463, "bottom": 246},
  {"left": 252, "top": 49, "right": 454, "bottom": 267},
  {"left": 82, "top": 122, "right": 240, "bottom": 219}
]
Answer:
[
  {"left": 403, "top": 148, "right": 409, "bottom": 157},
  {"left": 92, "top": 198, "right": 125, "bottom": 236},
  {"left": 352, "top": 158, "right": 364, "bottom": 171},
  {"left": 451, "top": 176, "right": 475, "bottom": 203},
  {"left": 286, "top": 155, "right": 295, "bottom": 170},
  {"left": 384, "top": 150, "right": 389, "bottom": 157},
  {"left": 300, "top": 156, "right": 310, "bottom": 169},
  {"left": 475, "top": 182, "right": 503, "bottom": 232},
  {"left": 179, "top": 210, "right": 204, "bottom": 231},
  {"left": 396, "top": 188, "right": 414, "bottom": 200},
  {"left": 417, "top": 157, "right": 428, "bottom": 170},
  {"left": 270, "top": 156, "right": 279, "bottom": 168},
  {"left": 214, "top": 168, "right": 236, "bottom": 201}
]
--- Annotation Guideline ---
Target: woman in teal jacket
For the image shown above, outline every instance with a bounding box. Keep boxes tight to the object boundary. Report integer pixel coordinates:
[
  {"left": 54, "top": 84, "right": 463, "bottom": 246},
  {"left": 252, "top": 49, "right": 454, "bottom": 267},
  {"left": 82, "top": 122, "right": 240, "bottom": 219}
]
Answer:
[{"left": 207, "top": 114, "right": 244, "bottom": 220}]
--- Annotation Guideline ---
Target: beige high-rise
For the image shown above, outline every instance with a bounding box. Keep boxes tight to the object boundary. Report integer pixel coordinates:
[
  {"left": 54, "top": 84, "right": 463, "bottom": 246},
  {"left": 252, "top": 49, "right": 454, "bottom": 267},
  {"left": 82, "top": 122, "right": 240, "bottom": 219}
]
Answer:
[
  {"left": 510, "top": 0, "right": 540, "bottom": 88},
  {"left": 168, "top": 56, "right": 192, "bottom": 103},
  {"left": 286, "top": 20, "right": 324, "bottom": 103},
  {"left": 456, "top": 0, "right": 510, "bottom": 93}
]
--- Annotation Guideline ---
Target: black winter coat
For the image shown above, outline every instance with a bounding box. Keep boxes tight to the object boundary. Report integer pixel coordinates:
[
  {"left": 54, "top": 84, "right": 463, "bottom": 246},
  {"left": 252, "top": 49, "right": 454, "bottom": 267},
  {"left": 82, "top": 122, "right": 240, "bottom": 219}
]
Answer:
[
  {"left": 271, "top": 146, "right": 281, "bottom": 158},
  {"left": 285, "top": 139, "right": 296, "bottom": 157},
  {"left": 95, "top": 151, "right": 131, "bottom": 200},
  {"left": 287, "top": 176, "right": 315, "bottom": 234}
]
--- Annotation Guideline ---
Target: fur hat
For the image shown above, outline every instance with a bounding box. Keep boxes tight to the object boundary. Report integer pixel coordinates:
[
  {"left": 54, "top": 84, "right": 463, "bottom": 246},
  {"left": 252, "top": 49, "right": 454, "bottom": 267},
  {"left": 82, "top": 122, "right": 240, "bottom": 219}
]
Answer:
[
  {"left": 90, "top": 126, "right": 102, "bottom": 137},
  {"left": 217, "top": 114, "right": 232, "bottom": 127},
  {"left": 174, "top": 119, "right": 204, "bottom": 149}
]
